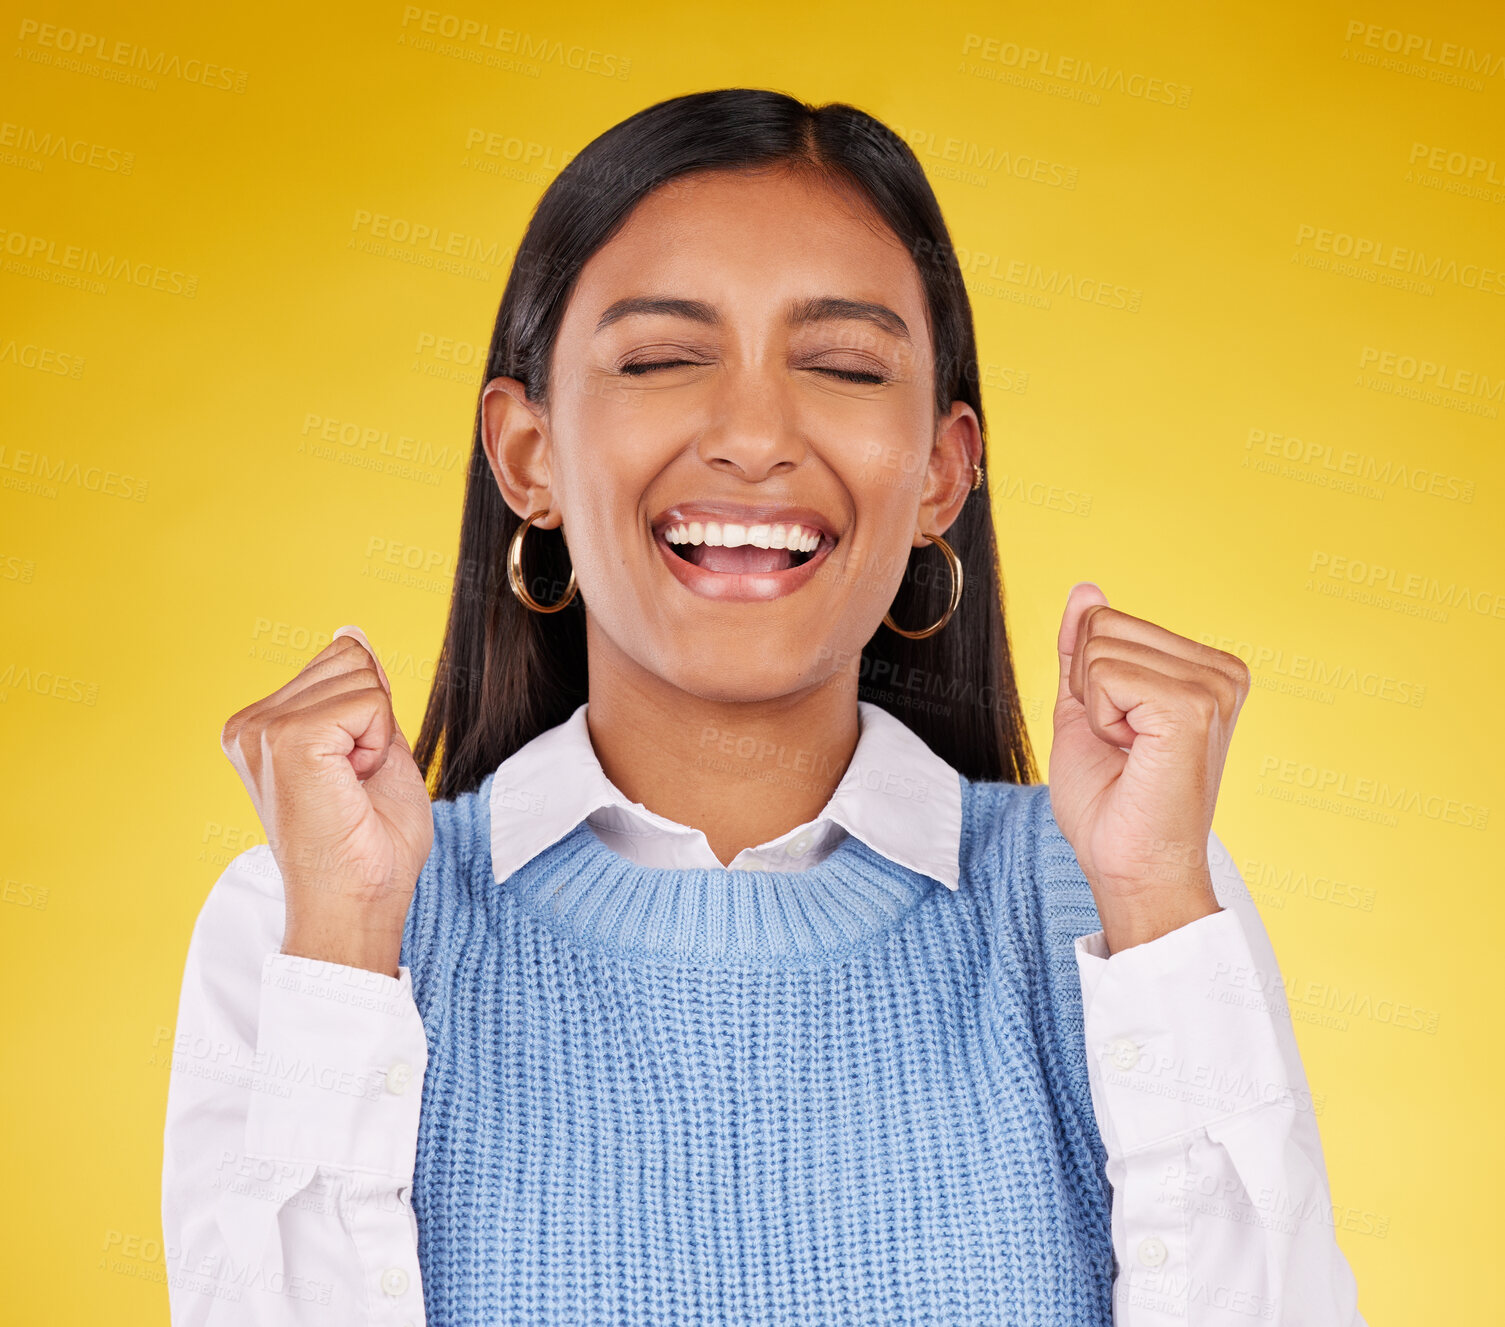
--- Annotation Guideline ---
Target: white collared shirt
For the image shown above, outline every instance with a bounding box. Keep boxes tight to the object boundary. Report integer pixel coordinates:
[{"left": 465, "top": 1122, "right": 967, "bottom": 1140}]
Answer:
[
  {"left": 162, "top": 700, "right": 1366, "bottom": 1324},
  {"left": 490, "top": 700, "right": 962, "bottom": 884}
]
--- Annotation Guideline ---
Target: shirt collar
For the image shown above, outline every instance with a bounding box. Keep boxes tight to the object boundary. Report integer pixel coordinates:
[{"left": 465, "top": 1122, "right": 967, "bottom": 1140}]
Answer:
[{"left": 487, "top": 701, "right": 963, "bottom": 890}]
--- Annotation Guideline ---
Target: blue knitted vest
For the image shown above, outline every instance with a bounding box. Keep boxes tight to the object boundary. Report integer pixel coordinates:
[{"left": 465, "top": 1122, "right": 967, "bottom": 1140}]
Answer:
[{"left": 398, "top": 773, "right": 1114, "bottom": 1325}]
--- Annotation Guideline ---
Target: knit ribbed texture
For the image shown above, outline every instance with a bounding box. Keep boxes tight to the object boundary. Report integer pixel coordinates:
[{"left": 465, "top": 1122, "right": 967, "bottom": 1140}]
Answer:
[{"left": 399, "top": 774, "right": 1114, "bottom": 1325}]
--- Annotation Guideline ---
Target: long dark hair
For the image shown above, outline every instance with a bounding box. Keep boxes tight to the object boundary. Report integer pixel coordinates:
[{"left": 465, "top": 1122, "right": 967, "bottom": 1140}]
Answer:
[{"left": 414, "top": 88, "right": 1039, "bottom": 801}]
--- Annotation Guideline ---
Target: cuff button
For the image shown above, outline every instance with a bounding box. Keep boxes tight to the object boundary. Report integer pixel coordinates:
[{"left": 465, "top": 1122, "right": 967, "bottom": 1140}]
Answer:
[
  {"left": 386, "top": 1061, "right": 413, "bottom": 1095},
  {"left": 1108, "top": 1037, "right": 1140, "bottom": 1070},
  {"left": 1136, "top": 1236, "right": 1168, "bottom": 1269}
]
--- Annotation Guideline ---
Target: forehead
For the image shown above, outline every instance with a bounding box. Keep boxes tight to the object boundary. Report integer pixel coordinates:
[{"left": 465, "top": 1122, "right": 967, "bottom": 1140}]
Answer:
[{"left": 565, "top": 167, "right": 927, "bottom": 325}]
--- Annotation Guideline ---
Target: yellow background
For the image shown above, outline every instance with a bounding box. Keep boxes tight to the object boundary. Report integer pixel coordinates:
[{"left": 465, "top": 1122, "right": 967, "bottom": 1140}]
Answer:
[{"left": 2, "top": 0, "right": 1499, "bottom": 1320}]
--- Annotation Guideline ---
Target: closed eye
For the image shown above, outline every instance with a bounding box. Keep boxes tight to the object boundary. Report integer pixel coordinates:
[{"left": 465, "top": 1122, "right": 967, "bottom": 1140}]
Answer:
[
  {"left": 618, "top": 359, "right": 705, "bottom": 376},
  {"left": 619, "top": 360, "right": 889, "bottom": 385},
  {"left": 819, "top": 368, "right": 889, "bottom": 385}
]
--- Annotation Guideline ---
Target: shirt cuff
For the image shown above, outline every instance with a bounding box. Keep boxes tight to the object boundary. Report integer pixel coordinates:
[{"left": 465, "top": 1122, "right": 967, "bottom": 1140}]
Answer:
[
  {"left": 243, "top": 952, "right": 429, "bottom": 1178},
  {"left": 1074, "top": 907, "right": 1298, "bottom": 1158}
]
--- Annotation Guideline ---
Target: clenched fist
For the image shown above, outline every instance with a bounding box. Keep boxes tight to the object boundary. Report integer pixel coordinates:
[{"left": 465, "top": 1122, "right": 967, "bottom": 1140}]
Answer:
[
  {"left": 218, "top": 624, "right": 434, "bottom": 977},
  {"left": 1049, "top": 583, "right": 1251, "bottom": 954}
]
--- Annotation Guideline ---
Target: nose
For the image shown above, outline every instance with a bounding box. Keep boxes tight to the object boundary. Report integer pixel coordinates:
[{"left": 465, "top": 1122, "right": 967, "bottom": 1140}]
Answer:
[{"left": 694, "top": 367, "right": 806, "bottom": 482}]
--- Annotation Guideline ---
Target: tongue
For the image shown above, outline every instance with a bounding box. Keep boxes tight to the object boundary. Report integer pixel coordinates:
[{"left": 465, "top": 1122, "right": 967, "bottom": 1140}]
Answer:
[{"left": 691, "top": 543, "right": 797, "bottom": 574}]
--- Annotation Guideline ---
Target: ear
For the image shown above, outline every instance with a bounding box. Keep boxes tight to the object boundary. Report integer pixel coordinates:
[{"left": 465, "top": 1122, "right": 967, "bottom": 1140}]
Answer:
[
  {"left": 481, "top": 377, "right": 559, "bottom": 527},
  {"left": 913, "top": 400, "right": 983, "bottom": 546}
]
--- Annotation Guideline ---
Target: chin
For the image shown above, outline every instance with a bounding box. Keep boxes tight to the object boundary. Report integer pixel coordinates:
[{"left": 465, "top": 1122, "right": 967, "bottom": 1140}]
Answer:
[{"left": 652, "top": 642, "right": 835, "bottom": 706}]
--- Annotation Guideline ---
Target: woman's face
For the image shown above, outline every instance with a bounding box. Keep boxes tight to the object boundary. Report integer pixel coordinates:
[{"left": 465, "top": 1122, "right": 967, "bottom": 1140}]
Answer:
[{"left": 483, "top": 165, "right": 981, "bottom": 705}]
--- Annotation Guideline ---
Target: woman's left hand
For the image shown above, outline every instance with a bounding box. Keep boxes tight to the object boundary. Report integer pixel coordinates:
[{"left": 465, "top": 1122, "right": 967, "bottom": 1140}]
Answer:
[{"left": 1048, "top": 582, "right": 1252, "bottom": 954}]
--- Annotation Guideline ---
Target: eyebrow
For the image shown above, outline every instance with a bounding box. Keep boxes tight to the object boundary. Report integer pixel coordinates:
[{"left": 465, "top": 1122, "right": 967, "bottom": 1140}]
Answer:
[{"left": 594, "top": 295, "right": 911, "bottom": 342}]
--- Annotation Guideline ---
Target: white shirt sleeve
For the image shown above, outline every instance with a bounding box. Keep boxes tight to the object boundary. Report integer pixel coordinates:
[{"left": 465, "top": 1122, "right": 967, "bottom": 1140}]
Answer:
[
  {"left": 161, "top": 844, "right": 430, "bottom": 1325},
  {"left": 1073, "top": 830, "right": 1367, "bottom": 1325}
]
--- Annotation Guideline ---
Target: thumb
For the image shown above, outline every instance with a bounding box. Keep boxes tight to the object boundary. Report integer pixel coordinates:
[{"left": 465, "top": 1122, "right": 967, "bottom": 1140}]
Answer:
[
  {"left": 1056, "top": 581, "right": 1111, "bottom": 709},
  {"left": 366, "top": 704, "right": 424, "bottom": 803}
]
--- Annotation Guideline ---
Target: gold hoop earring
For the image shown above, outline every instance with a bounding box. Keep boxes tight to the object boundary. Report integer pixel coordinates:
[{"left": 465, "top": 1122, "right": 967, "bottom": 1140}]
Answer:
[
  {"left": 882, "top": 530, "right": 963, "bottom": 639},
  {"left": 508, "top": 508, "right": 578, "bottom": 613}
]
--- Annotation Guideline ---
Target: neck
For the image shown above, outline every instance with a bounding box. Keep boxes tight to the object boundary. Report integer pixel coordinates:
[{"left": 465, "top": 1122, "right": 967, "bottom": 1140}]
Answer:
[{"left": 584, "top": 625, "right": 862, "bottom": 867}]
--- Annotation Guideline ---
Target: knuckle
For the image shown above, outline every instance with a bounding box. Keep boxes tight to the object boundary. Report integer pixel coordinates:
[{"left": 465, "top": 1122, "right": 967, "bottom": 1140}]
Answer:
[
  {"left": 220, "top": 710, "right": 252, "bottom": 758},
  {"left": 1189, "top": 686, "right": 1221, "bottom": 723},
  {"left": 1215, "top": 649, "right": 1251, "bottom": 688},
  {"left": 341, "top": 640, "right": 374, "bottom": 668},
  {"left": 314, "top": 637, "right": 358, "bottom": 672},
  {"left": 1223, "top": 673, "right": 1244, "bottom": 709},
  {"left": 261, "top": 711, "right": 296, "bottom": 750}
]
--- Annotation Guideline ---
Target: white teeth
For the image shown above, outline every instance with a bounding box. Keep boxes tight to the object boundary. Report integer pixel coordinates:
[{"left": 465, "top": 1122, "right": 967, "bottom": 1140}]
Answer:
[{"left": 662, "top": 519, "right": 826, "bottom": 551}]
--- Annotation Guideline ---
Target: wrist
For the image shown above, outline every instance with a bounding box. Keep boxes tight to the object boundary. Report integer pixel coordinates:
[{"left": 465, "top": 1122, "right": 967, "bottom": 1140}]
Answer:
[
  {"left": 281, "top": 919, "right": 404, "bottom": 979},
  {"left": 1093, "top": 874, "right": 1221, "bottom": 956}
]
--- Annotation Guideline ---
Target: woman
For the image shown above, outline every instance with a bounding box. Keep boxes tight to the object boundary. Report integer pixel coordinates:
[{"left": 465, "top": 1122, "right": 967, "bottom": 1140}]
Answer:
[{"left": 163, "top": 89, "right": 1365, "bottom": 1324}]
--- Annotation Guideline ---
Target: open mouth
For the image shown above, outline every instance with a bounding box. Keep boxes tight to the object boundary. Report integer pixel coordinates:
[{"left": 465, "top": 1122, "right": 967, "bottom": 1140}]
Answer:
[{"left": 658, "top": 519, "right": 830, "bottom": 575}]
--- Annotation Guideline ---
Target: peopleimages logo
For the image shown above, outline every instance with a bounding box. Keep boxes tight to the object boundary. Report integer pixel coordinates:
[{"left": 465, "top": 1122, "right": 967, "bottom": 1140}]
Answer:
[
  {"left": 1294, "top": 224, "right": 1505, "bottom": 294},
  {"left": 1244, "top": 428, "right": 1475, "bottom": 503},
  {"left": 958, "top": 34, "right": 1191, "bottom": 107},
  {"left": 1357, "top": 346, "right": 1503, "bottom": 402},
  {"left": 397, "top": 7, "right": 632, "bottom": 80},
  {"left": 1257, "top": 754, "right": 1488, "bottom": 831},
  {"left": 14, "top": 18, "right": 249, "bottom": 92},
  {"left": 0, "top": 121, "right": 135, "bottom": 174},
  {"left": 0, "top": 226, "right": 198, "bottom": 297},
  {"left": 0, "top": 443, "right": 149, "bottom": 501},
  {"left": 1407, "top": 142, "right": 1505, "bottom": 183},
  {"left": 1343, "top": 20, "right": 1505, "bottom": 80}
]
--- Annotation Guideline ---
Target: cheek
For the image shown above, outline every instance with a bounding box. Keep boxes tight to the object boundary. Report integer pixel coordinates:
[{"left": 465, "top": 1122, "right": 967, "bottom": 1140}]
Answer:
[
  {"left": 844, "top": 429, "right": 930, "bottom": 531},
  {"left": 830, "top": 472, "right": 930, "bottom": 608},
  {"left": 850, "top": 437, "right": 932, "bottom": 506},
  {"left": 843, "top": 533, "right": 909, "bottom": 614},
  {"left": 555, "top": 465, "right": 653, "bottom": 591}
]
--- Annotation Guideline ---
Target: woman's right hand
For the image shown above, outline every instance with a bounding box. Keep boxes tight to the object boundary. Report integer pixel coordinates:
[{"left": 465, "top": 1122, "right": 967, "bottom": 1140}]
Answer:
[{"left": 219, "top": 625, "right": 434, "bottom": 977}]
